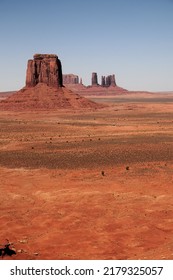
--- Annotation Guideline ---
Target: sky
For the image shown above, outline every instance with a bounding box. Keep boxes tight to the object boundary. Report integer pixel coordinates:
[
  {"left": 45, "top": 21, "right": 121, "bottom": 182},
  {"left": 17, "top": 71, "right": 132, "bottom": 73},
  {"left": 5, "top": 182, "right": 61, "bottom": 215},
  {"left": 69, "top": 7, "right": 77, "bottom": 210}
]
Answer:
[{"left": 0, "top": 0, "right": 173, "bottom": 92}]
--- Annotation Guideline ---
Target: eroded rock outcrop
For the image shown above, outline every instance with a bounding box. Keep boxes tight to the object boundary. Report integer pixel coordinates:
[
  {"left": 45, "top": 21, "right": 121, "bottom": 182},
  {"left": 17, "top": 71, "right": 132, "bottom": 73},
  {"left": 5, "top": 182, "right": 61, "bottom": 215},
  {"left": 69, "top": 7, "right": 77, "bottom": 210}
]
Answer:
[
  {"left": 91, "top": 73, "right": 116, "bottom": 87},
  {"left": 92, "top": 72, "right": 98, "bottom": 86},
  {"left": 105, "top": 74, "right": 116, "bottom": 86},
  {"left": 101, "top": 76, "right": 106, "bottom": 86},
  {"left": 63, "top": 74, "right": 79, "bottom": 84},
  {"left": 26, "top": 54, "right": 63, "bottom": 88},
  {"left": 0, "top": 54, "right": 104, "bottom": 110}
]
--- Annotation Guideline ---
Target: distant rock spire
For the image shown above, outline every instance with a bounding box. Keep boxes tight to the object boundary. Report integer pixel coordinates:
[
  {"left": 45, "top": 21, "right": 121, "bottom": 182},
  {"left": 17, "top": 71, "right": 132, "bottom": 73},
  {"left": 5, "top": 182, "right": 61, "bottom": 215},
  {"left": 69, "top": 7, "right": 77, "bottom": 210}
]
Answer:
[
  {"left": 101, "top": 76, "right": 106, "bottom": 86},
  {"left": 91, "top": 72, "right": 98, "bottom": 86},
  {"left": 91, "top": 72, "right": 116, "bottom": 87},
  {"left": 105, "top": 74, "right": 116, "bottom": 87}
]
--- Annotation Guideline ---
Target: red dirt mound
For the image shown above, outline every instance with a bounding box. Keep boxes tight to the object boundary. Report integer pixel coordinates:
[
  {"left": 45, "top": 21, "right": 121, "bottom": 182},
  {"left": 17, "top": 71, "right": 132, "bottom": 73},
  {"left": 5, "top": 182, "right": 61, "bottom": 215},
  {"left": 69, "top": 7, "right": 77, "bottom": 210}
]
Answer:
[{"left": 0, "top": 83, "right": 104, "bottom": 110}]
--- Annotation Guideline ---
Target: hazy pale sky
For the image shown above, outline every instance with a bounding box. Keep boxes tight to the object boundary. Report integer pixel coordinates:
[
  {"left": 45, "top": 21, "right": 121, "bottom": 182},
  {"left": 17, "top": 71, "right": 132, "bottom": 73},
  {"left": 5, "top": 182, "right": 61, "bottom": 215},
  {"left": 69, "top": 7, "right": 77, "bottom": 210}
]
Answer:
[{"left": 0, "top": 0, "right": 173, "bottom": 91}]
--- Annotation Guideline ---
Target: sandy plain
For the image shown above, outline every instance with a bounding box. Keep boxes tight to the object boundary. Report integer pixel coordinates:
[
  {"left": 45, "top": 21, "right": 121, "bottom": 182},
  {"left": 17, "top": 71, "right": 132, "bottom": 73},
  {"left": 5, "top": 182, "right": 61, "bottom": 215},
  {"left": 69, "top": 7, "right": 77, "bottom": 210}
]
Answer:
[{"left": 1, "top": 93, "right": 173, "bottom": 260}]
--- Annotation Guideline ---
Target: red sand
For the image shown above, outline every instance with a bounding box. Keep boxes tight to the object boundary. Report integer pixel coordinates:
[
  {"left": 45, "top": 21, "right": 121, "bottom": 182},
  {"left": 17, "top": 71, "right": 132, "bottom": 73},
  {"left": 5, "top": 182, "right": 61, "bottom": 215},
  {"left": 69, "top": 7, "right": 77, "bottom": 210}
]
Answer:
[{"left": 0, "top": 93, "right": 173, "bottom": 260}]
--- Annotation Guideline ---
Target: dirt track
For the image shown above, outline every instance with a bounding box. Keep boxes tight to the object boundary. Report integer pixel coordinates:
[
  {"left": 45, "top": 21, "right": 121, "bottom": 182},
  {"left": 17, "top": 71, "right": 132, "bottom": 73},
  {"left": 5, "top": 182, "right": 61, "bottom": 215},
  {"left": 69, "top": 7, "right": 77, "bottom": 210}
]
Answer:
[{"left": 1, "top": 97, "right": 173, "bottom": 259}]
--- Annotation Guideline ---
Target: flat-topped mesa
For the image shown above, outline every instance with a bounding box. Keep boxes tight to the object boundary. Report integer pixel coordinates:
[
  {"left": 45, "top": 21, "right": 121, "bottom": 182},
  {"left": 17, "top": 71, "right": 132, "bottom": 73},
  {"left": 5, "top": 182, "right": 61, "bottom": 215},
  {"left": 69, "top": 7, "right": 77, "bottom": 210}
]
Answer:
[
  {"left": 63, "top": 74, "right": 79, "bottom": 84},
  {"left": 34, "top": 54, "right": 58, "bottom": 59},
  {"left": 26, "top": 53, "right": 63, "bottom": 88}
]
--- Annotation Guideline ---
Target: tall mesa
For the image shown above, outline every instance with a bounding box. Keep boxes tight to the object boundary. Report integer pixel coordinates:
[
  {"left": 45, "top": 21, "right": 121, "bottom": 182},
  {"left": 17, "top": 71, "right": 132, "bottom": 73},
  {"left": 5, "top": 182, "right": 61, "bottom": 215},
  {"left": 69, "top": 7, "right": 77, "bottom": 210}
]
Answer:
[{"left": 26, "top": 54, "right": 63, "bottom": 88}]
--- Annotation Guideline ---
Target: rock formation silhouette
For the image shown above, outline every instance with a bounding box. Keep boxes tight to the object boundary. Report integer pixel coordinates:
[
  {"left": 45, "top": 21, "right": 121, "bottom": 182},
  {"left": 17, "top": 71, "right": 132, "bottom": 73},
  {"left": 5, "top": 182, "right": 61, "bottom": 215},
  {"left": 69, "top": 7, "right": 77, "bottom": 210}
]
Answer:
[
  {"left": 105, "top": 74, "right": 116, "bottom": 87},
  {"left": 91, "top": 73, "right": 116, "bottom": 87},
  {"left": 91, "top": 72, "right": 98, "bottom": 86},
  {"left": 101, "top": 76, "right": 106, "bottom": 86}
]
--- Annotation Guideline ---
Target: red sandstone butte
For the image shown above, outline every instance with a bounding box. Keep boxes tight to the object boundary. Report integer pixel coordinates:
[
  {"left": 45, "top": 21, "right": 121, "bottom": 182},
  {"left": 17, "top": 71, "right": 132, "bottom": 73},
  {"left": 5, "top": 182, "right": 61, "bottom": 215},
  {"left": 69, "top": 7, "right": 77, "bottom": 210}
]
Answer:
[
  {"left": 26, "top": 54, "right": 63, "bottom": 88},
  {"left": 0, "top": 54, "right": 104, "bottom": 110}
]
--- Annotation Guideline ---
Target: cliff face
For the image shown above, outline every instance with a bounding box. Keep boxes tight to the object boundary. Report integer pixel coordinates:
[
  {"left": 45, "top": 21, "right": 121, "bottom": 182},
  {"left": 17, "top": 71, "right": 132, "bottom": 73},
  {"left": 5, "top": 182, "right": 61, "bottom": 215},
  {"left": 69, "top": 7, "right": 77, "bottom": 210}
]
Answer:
[{"left": 26, "top": 54, "right": 63, "bottom": 88}]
